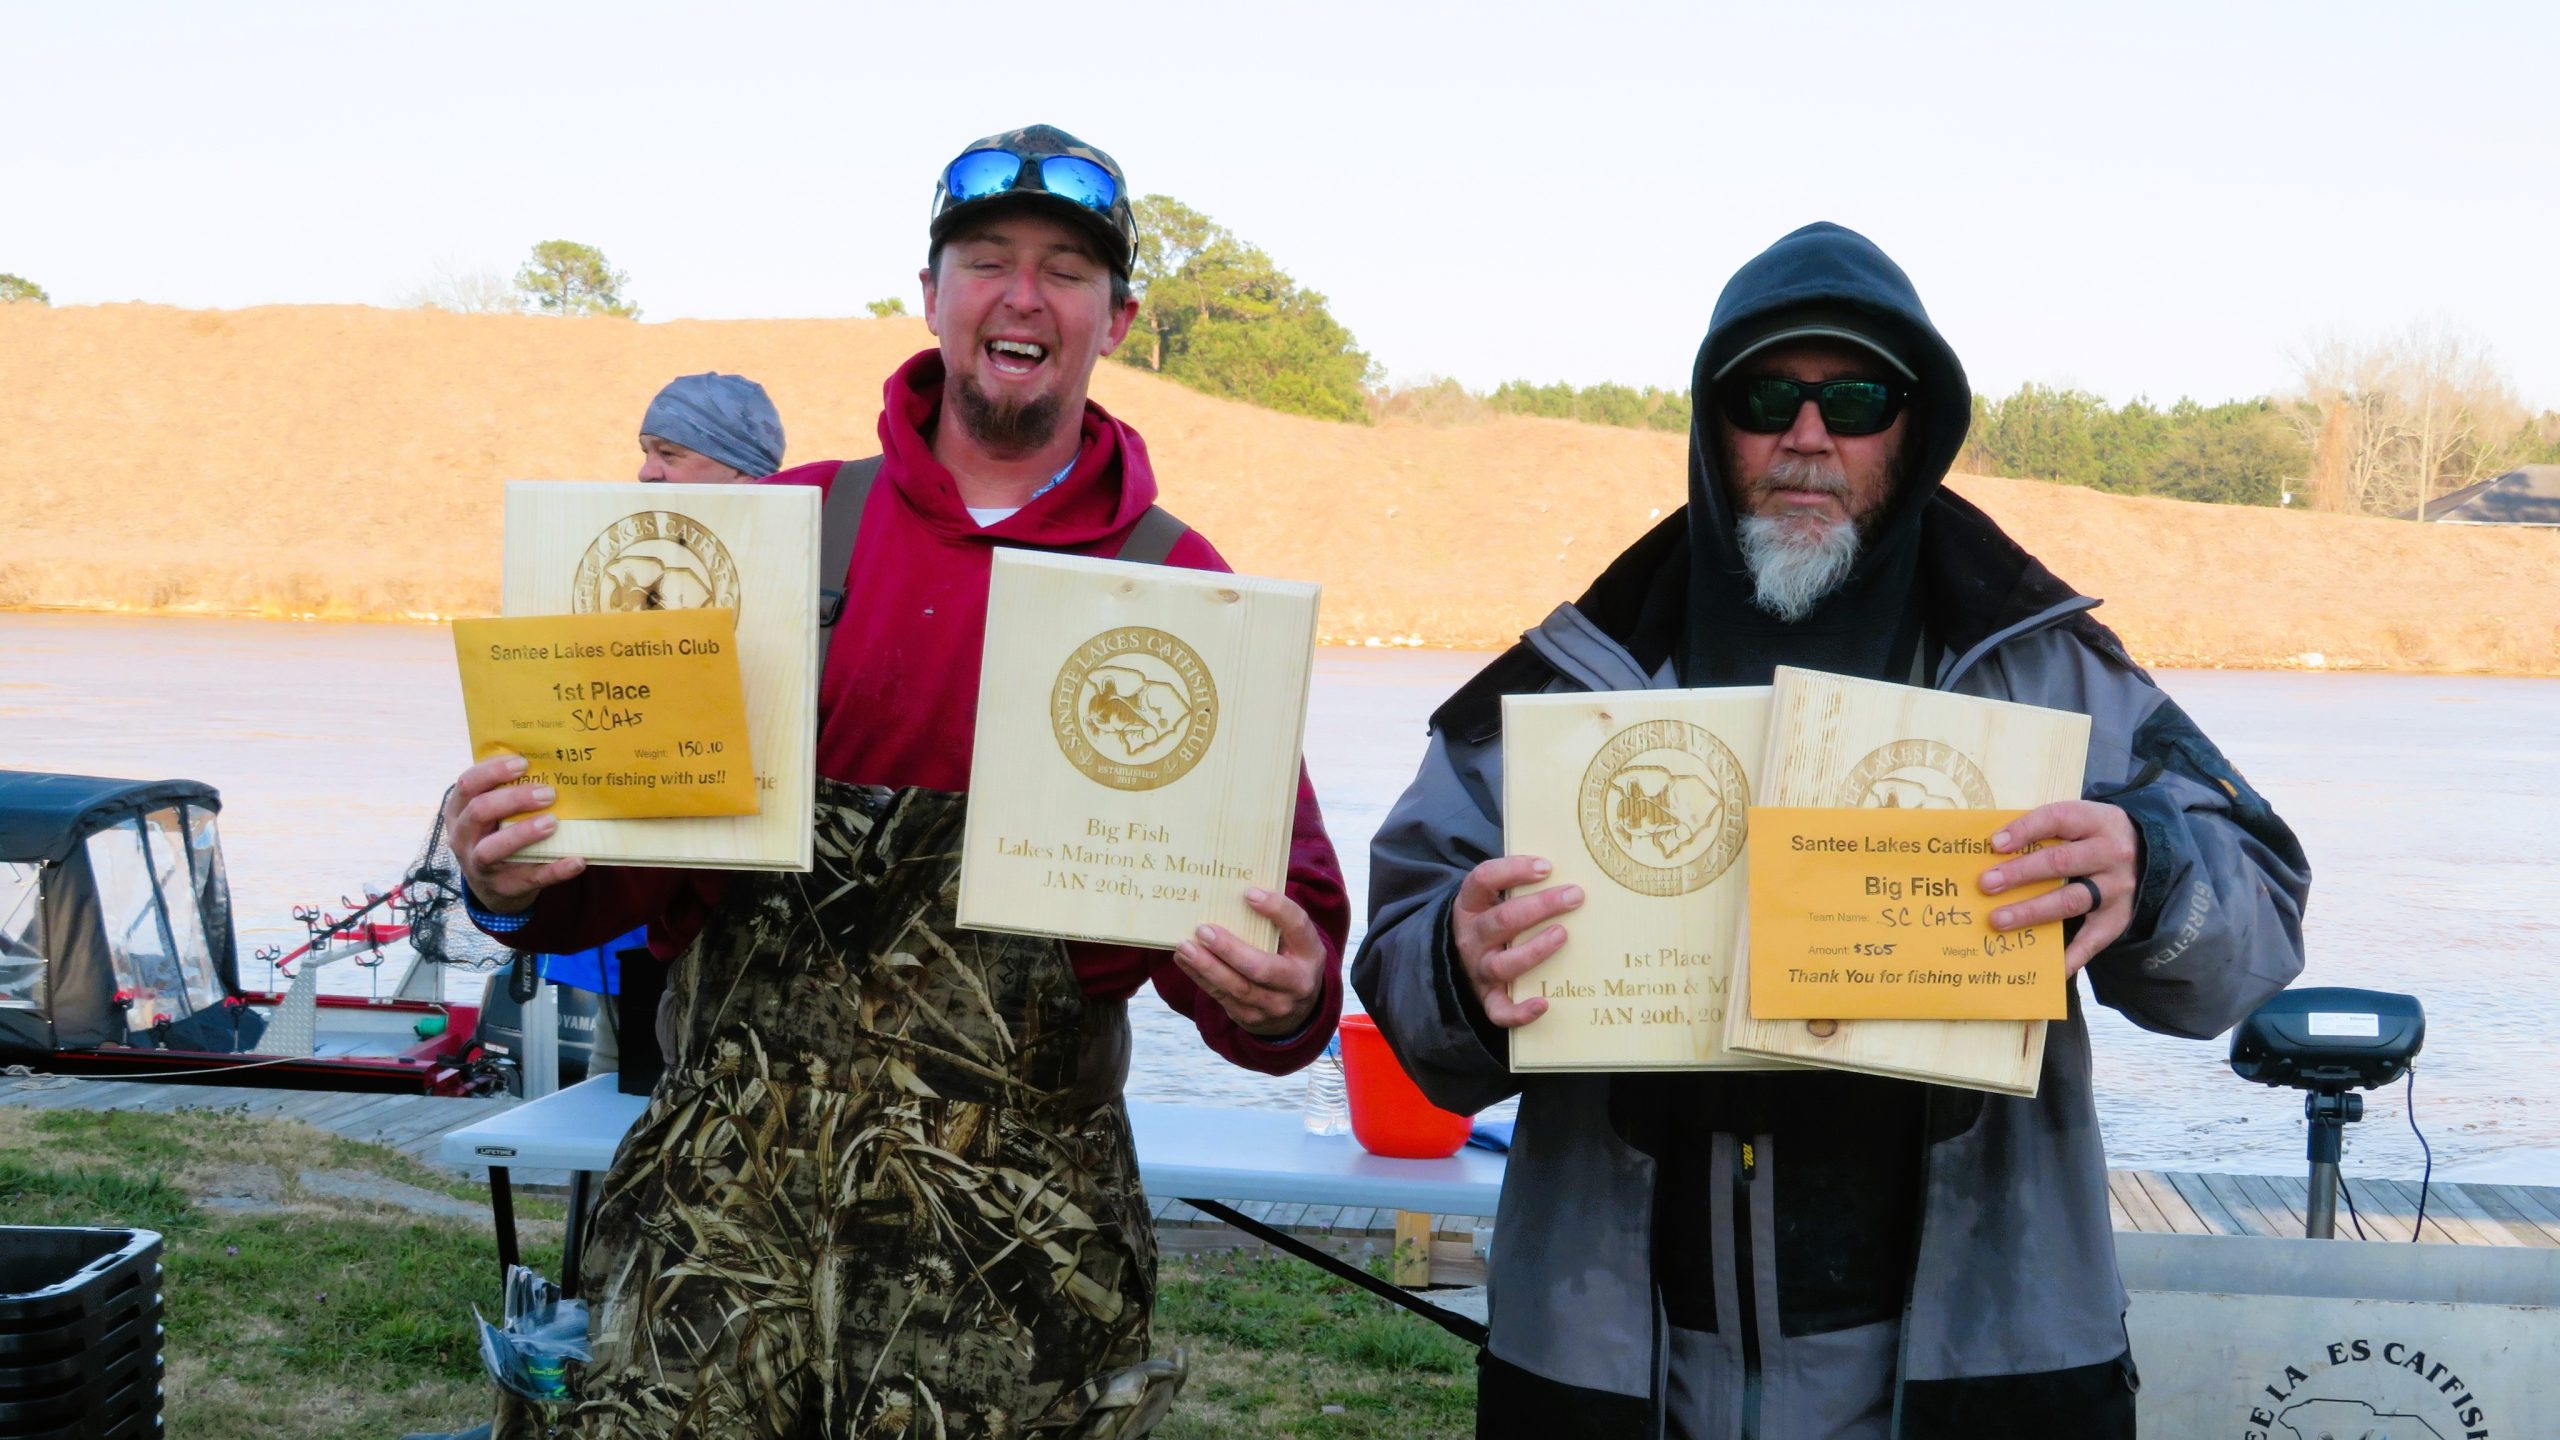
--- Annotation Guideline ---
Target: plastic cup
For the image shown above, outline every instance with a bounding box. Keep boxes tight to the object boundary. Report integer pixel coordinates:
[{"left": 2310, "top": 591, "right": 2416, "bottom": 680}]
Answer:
[{"left": 1337, "top": 1014, "right": 1473, "bottom": 1159}]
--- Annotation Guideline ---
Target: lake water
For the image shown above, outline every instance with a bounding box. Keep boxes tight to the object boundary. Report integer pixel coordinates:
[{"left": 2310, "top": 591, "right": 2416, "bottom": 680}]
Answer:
[{"left": 3, "top": 613, "right": 2554, "bottom": 1187}]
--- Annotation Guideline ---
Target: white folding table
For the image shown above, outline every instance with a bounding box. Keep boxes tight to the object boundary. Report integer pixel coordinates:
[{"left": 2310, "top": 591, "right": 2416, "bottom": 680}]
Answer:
[
  {"left": 438, "top": 1074, "right": 649, "bottom": 1288},
  {"left": 1131, "top": 1098, "right": 1505, "bottom": 1217},
  {"left": 439, "top": 1076, "right": 1506, "bottom": 1299}
]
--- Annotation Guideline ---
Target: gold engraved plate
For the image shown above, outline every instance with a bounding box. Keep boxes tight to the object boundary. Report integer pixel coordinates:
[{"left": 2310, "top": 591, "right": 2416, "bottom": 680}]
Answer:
[
  {"left": 1723, "top": 665, "right": 2093, "bottom": 1095},
  {"left": 963, "top": 549, "right": 1320, "bottom": 952},
  {"left": 495, "top": 481, "right": 820, "bottom": 871},
  {"left": 1505, "top": 688, "right": 1796, "bottom": 1073},
  {"left": 1052, "top": 627, "right": 1221, "bottom": 791}
]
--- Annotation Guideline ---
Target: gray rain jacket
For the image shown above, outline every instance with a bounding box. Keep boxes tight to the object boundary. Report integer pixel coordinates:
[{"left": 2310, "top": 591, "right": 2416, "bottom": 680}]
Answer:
[{"left": 1353, "top": 229, "right": 2310, "bottom": 1440}]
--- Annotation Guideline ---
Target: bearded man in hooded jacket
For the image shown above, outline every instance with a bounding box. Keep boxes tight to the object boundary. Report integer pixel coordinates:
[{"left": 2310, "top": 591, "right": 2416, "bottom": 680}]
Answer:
[{"left": 1353, "top": 222, "right": 2309, "bottom": 1440}]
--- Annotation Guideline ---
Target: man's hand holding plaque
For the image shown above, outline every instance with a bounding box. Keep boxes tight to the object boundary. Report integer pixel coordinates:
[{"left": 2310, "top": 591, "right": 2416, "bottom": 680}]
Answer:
[
  {"left": 1172, "top": 885, "right": 1333, "bottom": 1037},
  {"left": 441, "top": 754, "right": 589, "bottom": 916},
  {"left": 1981, "top": 799, "right": 2141, "bottom": 973},
  {"left": 1449, "top": 855, "right": 1582, "bottom": 1030}
]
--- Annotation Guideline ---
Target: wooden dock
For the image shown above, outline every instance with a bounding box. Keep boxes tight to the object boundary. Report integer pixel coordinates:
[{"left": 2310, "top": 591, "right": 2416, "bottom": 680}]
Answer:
[
  {"left": 0, "top": 1072, "right": 539, "bottom": 1177},
  {"left": 2104, "top": 1163, "right": 2560, "bottom": 1249},
  {"left": 10, "top": 1074, "right": 2558, "bottom": 1286}
]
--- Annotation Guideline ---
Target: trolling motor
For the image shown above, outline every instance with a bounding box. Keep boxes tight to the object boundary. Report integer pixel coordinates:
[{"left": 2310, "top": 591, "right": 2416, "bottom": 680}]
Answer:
[{"left": 2229, "top": 987, "right": 2425, "bottom": 1238}]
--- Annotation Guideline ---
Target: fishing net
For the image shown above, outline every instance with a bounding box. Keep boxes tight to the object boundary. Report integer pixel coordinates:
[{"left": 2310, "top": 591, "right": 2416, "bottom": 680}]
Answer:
[{"left": 402, "top": 785, "right": 513, "bottom": 973}]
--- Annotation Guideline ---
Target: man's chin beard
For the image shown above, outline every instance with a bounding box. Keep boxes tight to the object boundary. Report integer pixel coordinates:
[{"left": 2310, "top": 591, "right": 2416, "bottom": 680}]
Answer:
[
  {"left": 952, "top": 375, "right": 1065, "bottom": 455},
  {"left": 1737, "top": 513, "right": 1861, "bottom": 622}
]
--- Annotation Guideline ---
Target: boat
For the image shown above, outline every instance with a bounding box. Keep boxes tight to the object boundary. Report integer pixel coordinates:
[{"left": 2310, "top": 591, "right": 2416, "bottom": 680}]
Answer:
[{"left": 0, "top": 769, "right": 594, "bottom": 1095}]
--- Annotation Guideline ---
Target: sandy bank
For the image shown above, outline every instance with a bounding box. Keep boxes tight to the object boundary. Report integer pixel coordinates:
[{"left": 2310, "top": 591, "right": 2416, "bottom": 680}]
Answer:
[{"left": 5, "top": 303, "right": 2555, "bottom": 674}]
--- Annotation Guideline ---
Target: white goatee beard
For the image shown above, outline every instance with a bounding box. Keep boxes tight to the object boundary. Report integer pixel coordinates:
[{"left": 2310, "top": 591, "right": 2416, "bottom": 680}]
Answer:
[
  {"left": 1737, "top": 515, "right": 1860, "bottom": 621},
  {"left": 1735, "top": 458, "right": 1863, "bottom": 622}
]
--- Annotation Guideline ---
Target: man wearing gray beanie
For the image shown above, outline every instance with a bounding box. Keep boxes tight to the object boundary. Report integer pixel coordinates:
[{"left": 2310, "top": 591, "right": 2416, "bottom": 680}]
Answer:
[{"left": 636, "top": 371, "right": 786, "bottom": 483}]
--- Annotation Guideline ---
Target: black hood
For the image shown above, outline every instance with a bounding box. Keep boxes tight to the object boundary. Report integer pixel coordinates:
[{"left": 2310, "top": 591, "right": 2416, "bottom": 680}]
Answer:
[
  {"left": 1425, "top": 224, "right": 2130, "bottom": 743},
  {"left": 1679, "top": 221, "right": 1973, "bottom": 685}
]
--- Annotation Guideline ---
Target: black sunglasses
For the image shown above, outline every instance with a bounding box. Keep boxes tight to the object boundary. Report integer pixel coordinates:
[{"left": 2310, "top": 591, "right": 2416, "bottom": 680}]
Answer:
[{"left": 1718, "top": 377, "right": 1912, "bottom": 437}]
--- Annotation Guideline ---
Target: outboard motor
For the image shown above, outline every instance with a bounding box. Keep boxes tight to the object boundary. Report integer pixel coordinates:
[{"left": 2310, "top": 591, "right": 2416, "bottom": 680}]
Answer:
[{"left": 471, "top": 959, "right": 596, "bottom": 1096}]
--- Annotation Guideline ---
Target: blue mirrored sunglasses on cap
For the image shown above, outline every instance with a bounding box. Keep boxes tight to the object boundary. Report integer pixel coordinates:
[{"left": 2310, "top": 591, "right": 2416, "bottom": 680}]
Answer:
[{"left": 943, "top": 149, "right": 1119, "bottom": 213}]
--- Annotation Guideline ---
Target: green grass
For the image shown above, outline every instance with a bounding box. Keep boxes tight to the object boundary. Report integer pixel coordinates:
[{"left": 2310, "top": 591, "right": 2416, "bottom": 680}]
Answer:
[
  {"left": 2, "top": 1107, "right": 1478, "bottom": 1439},
  {"left": 0, "top": 1154, "right": 196, "bottom": 1230},
  {"left": 1154, "top": 1252, "right": 1477, "bottom": 1438},
  {"left": 2, "top": 1105, "right": 562, "bottom": 1439},
  {"left": 31, "top": 1106, "right": 194, "bottom": 1167}
]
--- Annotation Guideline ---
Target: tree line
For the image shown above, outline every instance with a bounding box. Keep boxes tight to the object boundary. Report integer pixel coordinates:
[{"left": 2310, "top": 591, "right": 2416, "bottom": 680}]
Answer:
[
  {"left": 1481, "top": 380, "right": 1691, "bottom": 433},
  {"left": 22, "top": 223, "right": 2556, "bottom": 519},
  {"left": 11, "top": 243, "right": 640, "bottom": 317},
  {"left": 1399, "top": 351, "right": 2559, "bottom": 520},
  {"left": 405, "top": 241, "right": 637, "bottom": 317},
  {"left": 2290, "top": 325, "right": 2560, "bottom": 516},
  {"left": 1959, "top": 388, "right": 2309, "bottom": 506},
  {"left": 1113, "top": 195, "right": 1375, "bottom": 424},
  {"left": 1957, "top": 331, "right": 2560, "bottom": 515},
  {"left": 1113, "top": 204, "right": 2558, "bottom": 518}
]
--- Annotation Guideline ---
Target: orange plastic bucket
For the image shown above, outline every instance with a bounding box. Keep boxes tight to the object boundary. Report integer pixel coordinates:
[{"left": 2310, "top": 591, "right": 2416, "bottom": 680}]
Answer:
[{"left": 1337, "top": 1013, "right": 1473, "bottom": 1159}]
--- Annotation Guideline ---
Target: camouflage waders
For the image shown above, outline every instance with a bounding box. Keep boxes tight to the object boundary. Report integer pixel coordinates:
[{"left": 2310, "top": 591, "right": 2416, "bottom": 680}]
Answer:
[{"left": 548, "top": 783, "right": 1181, "bottom": 1439}]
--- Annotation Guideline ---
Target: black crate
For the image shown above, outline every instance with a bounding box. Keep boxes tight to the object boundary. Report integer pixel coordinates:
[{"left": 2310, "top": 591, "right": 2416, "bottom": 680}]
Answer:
[
  {"left": 0, "top": 1230, "right": 160, "bottom": 1335},
  {"left": 0, "top": 1341, "right": 160, "bottom": 1430},
  {"left": 0, "top": 1279, "right": 160, "bottom": 1373},
  {"left": 2, "top": 1352, "right": 161, "bottom": 1434},
  {"left": 0, "top": 1300, "right": 161, "bottom": 1396},
  {"left": 0, "top": 1230, "right": 164, "bottom": 1440}
]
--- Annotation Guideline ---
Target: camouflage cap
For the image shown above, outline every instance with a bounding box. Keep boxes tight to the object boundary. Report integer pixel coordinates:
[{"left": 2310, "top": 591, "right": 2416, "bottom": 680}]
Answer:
[{"left": 930, "top": 124, "right": 1137, "bottom": 278}]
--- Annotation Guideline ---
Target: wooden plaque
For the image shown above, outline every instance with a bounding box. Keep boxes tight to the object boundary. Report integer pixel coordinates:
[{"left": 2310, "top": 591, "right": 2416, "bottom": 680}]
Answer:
[
  {"left": 498, "top": 481, "right": 819, "bottom": 871},
  {"left": 959, "top": 549, "right": 1320, "bottom": 951},
  {"left": 1722, "top": 666, "right": 2093, "bottom": 1095},
  {"left": 1501, "top": 688, "right": 1797, "bottom": 1072}
]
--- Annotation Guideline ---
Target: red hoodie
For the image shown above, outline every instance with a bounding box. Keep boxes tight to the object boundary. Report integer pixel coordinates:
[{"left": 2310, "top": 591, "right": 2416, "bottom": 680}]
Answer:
[{"left": 484, "top": 351, "right": 1347, "bottom": 1074}]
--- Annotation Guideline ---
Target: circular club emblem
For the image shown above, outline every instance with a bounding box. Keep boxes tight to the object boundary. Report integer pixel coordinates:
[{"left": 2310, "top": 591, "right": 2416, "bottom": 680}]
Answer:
[
  {"left": 1051, "top": 628, "right": 1220, "bottom": 792},
  {"left": 1577, "top": 720, "right": 1750, "bottom": 897},
  {"left": 2239, "top": 1340, "right": 2497, "bottom": 1439},
  {"left": 1837, "top": 739, "right": 1994, "bottom": 810},
  {"left": 570, "top": 511, "right": 742, "bottom": 615}
]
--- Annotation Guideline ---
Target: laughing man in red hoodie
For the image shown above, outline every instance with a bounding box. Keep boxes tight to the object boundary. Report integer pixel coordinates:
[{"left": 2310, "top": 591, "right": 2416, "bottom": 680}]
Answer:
[{"left": 438, "top": 125, "right": 1346, "bottom": 1437}]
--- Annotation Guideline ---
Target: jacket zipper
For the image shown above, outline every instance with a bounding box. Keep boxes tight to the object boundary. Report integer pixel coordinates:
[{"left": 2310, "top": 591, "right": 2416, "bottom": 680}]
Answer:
[
  {"left": 1887, "top": 1097, "right": 1935, "bottom": 1439},
  {"left": 1735, "top": 1137, "right": 1762, "bottom": 1440}
]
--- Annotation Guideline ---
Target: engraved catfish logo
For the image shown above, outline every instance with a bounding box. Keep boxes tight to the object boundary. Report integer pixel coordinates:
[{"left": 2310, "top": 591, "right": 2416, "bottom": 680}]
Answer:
[
  {"left": 1051, "top": 627, "right": 1220, "bottom": 792},
  {"left": 571, "top": 511, "right": 743, "bottom": 615},
  {"left": 1607, "top": 766, "right": 1726, "bottom": 861},
  {"left": 1578, "top": 719, "right": 1749, "bottom": 898},
  {"left": 1837, "top": 739, "right": 1994, "bottom": 810},
  {"left": 1081, "top": 664, "right": 1192, "bottom": 759}
]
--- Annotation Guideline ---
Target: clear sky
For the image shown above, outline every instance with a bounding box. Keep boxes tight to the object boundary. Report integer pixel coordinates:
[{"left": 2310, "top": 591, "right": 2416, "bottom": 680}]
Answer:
[{"left": 5, "top": 0, "right": 2553, "bottom": 409}]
